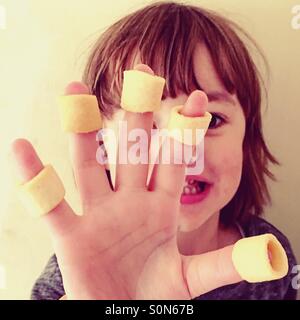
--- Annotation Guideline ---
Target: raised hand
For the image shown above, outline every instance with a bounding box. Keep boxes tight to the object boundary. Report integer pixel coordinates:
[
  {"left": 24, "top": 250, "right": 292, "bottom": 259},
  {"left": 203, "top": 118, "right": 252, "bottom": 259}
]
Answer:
[{"left": 11, "top": 64, "right": 247, "bottom": 299}]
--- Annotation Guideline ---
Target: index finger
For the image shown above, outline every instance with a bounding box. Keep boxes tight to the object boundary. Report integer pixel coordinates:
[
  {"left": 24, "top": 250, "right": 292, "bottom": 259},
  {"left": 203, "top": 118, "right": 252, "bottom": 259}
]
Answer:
[{"left": 148, "top": 90, "right": 208, "bottom": 198}]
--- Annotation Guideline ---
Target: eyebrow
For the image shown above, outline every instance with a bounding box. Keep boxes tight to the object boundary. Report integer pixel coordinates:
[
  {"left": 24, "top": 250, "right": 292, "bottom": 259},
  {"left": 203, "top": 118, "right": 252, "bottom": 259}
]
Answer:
[{"left": 206, "top": 90, "right": 236, "bottom": 106}]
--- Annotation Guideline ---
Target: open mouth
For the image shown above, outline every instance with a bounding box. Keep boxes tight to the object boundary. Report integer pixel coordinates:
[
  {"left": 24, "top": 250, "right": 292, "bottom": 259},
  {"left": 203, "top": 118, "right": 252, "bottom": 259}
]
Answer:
[
  {"left": 180, "top": 178, "right": 211, "bottom": 205},
  {"left": 182, "top": 179, "right": 209, "bottom": 195}
]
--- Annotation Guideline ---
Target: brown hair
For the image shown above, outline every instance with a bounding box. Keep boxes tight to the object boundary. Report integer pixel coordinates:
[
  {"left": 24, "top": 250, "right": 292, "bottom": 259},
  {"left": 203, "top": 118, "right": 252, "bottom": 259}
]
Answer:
[{"left": 83, "top": 1, "right": 279, "bottom": 226}]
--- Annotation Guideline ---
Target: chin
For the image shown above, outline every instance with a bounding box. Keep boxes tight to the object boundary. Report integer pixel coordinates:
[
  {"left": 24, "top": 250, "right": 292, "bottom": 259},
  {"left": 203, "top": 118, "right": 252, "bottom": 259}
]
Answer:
[
  {"left": 178, "top": 203, "right": 214, "bottom": 232},
  {"left": 178, "top": 174, "right": 240, "bottom": 232}
]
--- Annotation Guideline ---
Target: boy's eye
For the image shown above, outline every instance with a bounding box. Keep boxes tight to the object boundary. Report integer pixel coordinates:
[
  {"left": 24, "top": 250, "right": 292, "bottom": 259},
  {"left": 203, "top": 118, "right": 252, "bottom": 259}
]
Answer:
[{"left": 208, "top": 113, "right": 225, "bottom": 129}]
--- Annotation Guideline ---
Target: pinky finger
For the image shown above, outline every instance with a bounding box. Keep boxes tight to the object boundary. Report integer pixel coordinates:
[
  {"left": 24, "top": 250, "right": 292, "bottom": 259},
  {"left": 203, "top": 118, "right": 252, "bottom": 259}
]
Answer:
[{"left": 11, "top": 138, "right": 78, "bottom": 238}]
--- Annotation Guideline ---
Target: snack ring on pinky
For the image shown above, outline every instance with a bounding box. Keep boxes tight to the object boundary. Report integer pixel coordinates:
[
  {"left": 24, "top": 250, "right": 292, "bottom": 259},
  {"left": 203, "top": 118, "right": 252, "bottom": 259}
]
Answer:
[
  {"left": 17, "top": 165, "right": 65, "bottom": 217},
  {"left": 58, "top": 95, "right": 102, "bottom": 133},
  {"left": 167, "top": 106, "right": 212, "bottom": 145},
  {"left": 232, "top": 234, "right": 289, "bottom": 283},
  {"left": 121, "top": 70, "right": 165, "bottom": 113}
]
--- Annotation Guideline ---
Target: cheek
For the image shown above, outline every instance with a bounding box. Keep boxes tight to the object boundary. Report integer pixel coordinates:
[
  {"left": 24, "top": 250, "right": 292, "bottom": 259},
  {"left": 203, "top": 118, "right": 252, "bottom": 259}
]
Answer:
[
  {"left": 219, "top": 149, "right": 243, "bottom": 191},
  {"left": 205, "top": 139, "right": 243, "bottom": 196}
]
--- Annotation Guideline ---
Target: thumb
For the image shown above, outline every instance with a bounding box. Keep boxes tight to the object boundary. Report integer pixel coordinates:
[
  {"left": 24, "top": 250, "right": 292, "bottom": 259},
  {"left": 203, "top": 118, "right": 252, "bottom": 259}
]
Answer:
[
  {"left": 182, "top": 245, "right": 242, "bottom": 298},
  {"left": 182, "top": 234, "right": 289, "bottom": 299}
]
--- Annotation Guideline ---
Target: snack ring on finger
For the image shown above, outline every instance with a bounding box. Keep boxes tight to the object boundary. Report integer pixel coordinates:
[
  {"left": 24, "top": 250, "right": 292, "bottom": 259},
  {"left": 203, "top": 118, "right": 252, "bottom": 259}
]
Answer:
[
  {"left": 167, "top": 105, "right": 212, "bottom": 145},
  {"left": 58, "top": 95, "right": 102, "bottom": 133},
  {"left": 121, "top": 70, "right": 165, "bottom": 113},
  {"left": 17, "top": 165, "right": 65, "bottom": 217},
  {"left": 232, "top": 234, "right": 289, "bottom": 283}
]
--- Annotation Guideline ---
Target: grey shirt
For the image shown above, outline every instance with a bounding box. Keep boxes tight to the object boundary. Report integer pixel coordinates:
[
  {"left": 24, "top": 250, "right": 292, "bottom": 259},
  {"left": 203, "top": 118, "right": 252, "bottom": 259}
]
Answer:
[{"left": 31, "top": 216, "right": 298, "bottom": 300}]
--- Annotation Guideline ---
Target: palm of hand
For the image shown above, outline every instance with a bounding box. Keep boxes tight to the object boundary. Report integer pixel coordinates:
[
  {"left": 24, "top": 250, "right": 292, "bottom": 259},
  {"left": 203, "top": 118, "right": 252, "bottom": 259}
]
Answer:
[{"left": 55, "top": 190, "right": 191, "bottom": 300}]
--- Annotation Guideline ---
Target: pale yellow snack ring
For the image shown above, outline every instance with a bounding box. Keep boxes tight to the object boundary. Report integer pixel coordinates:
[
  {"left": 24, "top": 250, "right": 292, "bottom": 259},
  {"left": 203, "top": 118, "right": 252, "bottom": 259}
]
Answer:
[
  {"left": 58, "top": 94, "right": 102, "bottom": 133},
  {"left": 167, "top": 105, "right": 212, "bottom": 145},
  {"left": 121, "top": 70, "right": 165, "bottom": 113},
  {"left": 17, "top": 165, "right": 65, "bottom": 217},
  {"left": 232, "top": 234, "right": 289, "bottom": 283}
]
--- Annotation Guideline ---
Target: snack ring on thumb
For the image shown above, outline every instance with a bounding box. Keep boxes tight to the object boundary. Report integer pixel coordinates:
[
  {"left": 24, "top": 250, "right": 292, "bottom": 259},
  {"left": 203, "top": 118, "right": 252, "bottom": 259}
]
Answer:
[
  {"left": 58, "top": 94, "right": 102, "bottom": 133},
  {"left": 167, "top": 105, "right": 212, "bottom": 145},
  {"left": 121, "top": 70, "right": 165, "bottom": 113},
  {"left": 232, "top": 234, "right": 289, "bottom": 283},
  {"left": 17, "top": 165, "right": 65, "bottom": 217}
]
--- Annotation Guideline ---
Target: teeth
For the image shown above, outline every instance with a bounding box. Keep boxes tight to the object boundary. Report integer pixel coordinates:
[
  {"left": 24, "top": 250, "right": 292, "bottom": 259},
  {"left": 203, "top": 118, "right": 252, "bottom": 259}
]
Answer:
[
  {"left": 184, "top": 186, "right": 191, "bottom": 194},
  {"left": 182, "top": 185, "right": 201, "bottom": 195},
  {"left": 182, "top": 181, "right": 208, "bottom": 195}
]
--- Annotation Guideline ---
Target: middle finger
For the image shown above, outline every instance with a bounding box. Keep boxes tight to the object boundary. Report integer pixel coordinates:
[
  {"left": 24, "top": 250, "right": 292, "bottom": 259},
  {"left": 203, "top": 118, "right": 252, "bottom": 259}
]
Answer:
[{"left": 115, "top": 64, "right": 157, "bottom": 190}]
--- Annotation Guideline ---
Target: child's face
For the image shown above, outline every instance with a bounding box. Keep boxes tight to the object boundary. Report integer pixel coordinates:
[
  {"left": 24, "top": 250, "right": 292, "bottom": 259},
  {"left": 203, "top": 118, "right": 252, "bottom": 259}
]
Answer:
[
  {"left": 162, "top": 43, "right": 246, "bottom": 232},
  {"left": 105, "top": 43, "right": 246, "bottom": 232}
]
